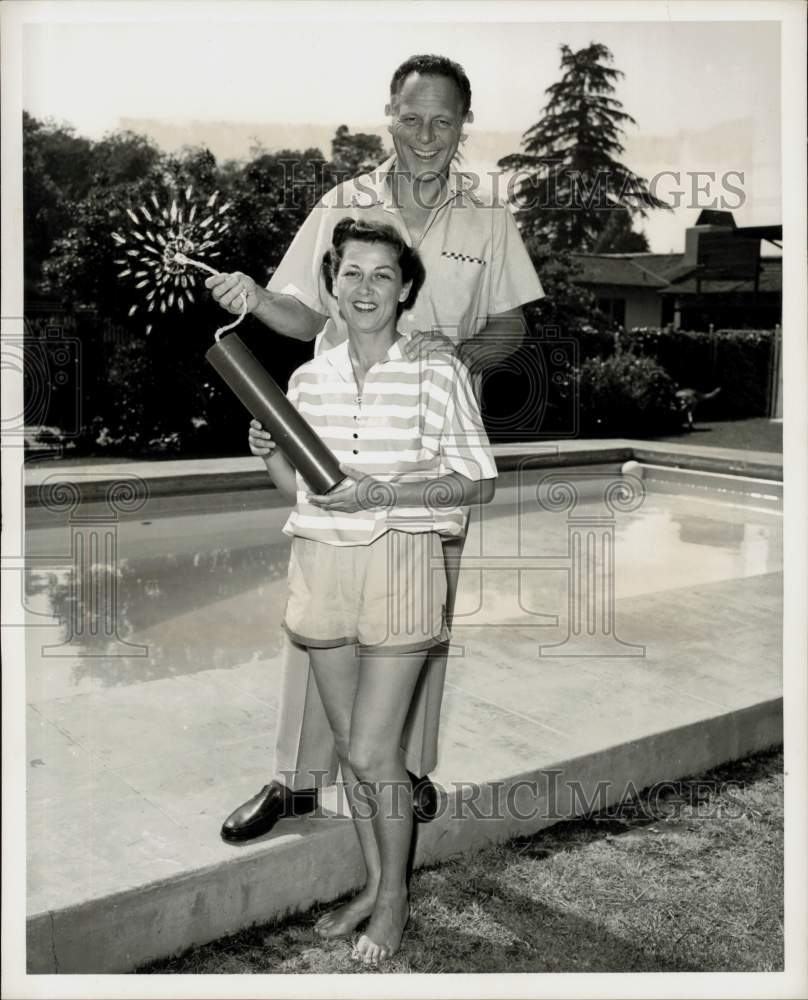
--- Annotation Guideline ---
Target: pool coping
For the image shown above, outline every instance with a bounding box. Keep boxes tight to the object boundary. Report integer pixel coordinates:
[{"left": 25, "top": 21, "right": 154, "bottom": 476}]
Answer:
[
  {"left": 27, "top": 697, "right": 783, "bottom": 974},
  {"left": 23, "top": 439, "right": 783, "bottom": 508}
]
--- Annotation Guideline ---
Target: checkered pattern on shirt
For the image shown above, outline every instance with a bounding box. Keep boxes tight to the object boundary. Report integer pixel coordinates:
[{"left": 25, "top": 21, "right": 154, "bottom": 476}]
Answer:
[{"left": 441, "top": 251, "right": 487, "bottom": 265}]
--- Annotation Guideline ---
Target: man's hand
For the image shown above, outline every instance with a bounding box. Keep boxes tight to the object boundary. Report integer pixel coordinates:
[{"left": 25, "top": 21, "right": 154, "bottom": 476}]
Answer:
[
  {"left": 205, "top": 272, "right": 260, "bottom": 315},
  {"left": 402, "top": 328, "right": 458, "bottom": 362},
  {"left": 306, "top": 464, "right": 395, "bottom": 513}
]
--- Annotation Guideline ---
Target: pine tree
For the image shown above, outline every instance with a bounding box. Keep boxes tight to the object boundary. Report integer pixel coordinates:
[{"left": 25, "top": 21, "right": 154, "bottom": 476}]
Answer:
[
  {"left": 592, "top": 206, "right": 650, "bottom": 253},
  {"left": 498, "top": 43, "right": 669, "bottom": 252}
]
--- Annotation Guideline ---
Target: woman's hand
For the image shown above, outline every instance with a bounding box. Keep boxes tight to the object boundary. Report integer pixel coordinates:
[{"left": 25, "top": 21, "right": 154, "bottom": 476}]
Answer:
[
  {"left": 205, "top": 271, "right": 260, "bottom": 315},
  {"left": 248, "top": 419, "right": 277, "bottom": 460},
  {"left": 402, "top": 328, "right": 458, "bottom": 362},
  {"left": 306, "top": 464, "right": 395, "bottom": 513}
]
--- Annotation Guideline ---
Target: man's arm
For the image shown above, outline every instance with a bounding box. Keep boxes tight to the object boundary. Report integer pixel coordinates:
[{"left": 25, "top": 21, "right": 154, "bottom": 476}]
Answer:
[
  {"left": 205, "top": 271, "right": 326, "bottom": 342},
  {"left": 252, "top": 285, "right": 326, "bottom": 342}
]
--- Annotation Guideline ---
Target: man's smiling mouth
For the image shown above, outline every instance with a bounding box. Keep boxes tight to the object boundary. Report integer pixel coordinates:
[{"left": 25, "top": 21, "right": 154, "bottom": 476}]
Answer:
[{"left": 411, "top": 148, "right": 441, "bottom": 161}]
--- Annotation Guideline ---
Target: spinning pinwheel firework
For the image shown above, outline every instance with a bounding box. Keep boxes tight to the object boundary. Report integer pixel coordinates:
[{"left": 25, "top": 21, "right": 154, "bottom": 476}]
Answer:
[
  {"left": 113, "top": 184, "right": 344, "bottom": 494},
  {"left": 112, "top": 186, "right": 232, "bottom": 332}
]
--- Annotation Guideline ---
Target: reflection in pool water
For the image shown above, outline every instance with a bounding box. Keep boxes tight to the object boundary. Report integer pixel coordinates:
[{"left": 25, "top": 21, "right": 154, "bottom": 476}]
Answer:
[{"left": 24, "top": 477, "right": 781, "bottom": 699}]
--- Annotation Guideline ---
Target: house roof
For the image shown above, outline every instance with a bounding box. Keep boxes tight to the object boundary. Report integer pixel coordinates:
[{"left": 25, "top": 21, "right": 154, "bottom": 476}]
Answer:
[
  {"left": 668, "top": 257, "right": 782, "bottom": 296},
  {"left": 571, "top": 252, "right": 782, "bottom": 295},
  {"left": 570, "top": 254, "right": 670, "bottom": 288}
]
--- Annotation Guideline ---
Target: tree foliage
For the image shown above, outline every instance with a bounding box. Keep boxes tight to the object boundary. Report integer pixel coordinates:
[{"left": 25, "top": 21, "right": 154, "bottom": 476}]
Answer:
[
  {"left": 23, "top": 116, "right": 380, "bottom": 456},
  {"left": 331, "top": 124, "right": 388, "bottom": 179},
  {"left": 498, "top": 43, "right": 669, "bottom": 253}
]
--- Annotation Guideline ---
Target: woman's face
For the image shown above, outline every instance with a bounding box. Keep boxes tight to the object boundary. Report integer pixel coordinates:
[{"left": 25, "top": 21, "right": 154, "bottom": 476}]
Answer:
[{"left": 334, "top": 239, "right": 411, "bottom": 335}]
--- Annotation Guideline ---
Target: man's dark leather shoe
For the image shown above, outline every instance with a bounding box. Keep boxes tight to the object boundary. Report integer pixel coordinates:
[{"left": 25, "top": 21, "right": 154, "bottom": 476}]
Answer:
[
  {"left": 220, "top": 781, "right": 317, "bottom": 843},
  {"left": 408, "top": 770, "right": 439, "bottom": 824}
]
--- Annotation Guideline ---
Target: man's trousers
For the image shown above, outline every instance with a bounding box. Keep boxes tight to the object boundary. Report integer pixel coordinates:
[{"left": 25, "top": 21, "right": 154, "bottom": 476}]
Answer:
[{"left": 273, "top": 533, "right": 465, "bottom": 789}]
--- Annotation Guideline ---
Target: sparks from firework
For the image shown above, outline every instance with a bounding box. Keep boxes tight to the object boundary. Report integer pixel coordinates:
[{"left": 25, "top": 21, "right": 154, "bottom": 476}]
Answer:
[{"left": 111, "top": 185, "right": 232, "bottom": 333}]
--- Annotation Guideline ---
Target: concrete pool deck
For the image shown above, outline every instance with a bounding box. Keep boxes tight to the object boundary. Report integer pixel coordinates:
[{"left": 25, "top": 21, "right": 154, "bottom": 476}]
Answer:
[{"left": 23, "top": 442, "right": 784, "bottom": 973}]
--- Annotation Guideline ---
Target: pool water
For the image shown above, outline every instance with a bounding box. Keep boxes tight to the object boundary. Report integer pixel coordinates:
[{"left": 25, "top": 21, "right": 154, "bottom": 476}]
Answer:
[{"left": 24, "top": 465, "right": 782, "bottom": 701}]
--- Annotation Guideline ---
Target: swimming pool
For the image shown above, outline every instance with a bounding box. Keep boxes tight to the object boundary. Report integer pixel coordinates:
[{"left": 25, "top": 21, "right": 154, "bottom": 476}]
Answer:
[{"left": 24, "top": 460, "right": 782, "bottom": 699}]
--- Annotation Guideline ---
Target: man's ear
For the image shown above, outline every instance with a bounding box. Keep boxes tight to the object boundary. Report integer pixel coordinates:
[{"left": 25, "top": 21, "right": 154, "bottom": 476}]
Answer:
[
  {"left": 384, "top": 102, "right": 393, "bottom": 117},
  {"left": 465, "top": 110, "right": 475, "bottom": 125}
]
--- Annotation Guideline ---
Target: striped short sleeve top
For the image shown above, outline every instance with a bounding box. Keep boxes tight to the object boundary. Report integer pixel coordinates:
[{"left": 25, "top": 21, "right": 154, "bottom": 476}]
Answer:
[{"left": 282, "top": 336, "right": 497, "bottom": 546}]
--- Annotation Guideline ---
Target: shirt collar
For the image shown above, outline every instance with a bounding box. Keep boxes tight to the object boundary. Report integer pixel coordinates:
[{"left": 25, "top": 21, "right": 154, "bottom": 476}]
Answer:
[
  {"left": 351, "top": 155, "right": 480, "bottom": 210},
  {"left": 324, "top": 336, "right": 406, "bottom": 379}
]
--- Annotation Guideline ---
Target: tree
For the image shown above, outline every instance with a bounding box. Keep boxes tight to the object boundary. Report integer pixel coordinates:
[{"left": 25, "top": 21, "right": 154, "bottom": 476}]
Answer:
[
  {"left": 330, "top": 124, "right": 387, "bottom": 179},
  {"left": 498, "top": 43, "right": 670, "bottom": 252},
  {"left": 23, "top": 113, "right": 94, "bottom": 286},
  {"left": 592, "top": 206, "right": 650, "bottom": 253}
]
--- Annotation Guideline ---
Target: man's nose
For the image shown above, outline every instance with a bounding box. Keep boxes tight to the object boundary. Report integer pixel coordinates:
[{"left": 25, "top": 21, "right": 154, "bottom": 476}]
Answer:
[{"left": 416, "top": 119, "right": 435, "bottom": 144}]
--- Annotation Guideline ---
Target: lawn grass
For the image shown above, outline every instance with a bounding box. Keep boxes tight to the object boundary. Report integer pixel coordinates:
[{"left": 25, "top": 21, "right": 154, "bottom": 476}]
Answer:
[
  {"left": 648, "top": 417, "right": 782, "bottom": 453},
  {"left": 142, "top": 747, "right": 783, "bottom": 975}
]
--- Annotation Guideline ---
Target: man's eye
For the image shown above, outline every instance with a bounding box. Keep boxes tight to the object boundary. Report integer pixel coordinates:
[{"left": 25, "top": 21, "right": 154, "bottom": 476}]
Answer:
[
  {"left": 399, "top": 117, "right": 418, "bottom": 126},
  {"left": 435, "top": 120, "right": 451, "bottom": 128}
]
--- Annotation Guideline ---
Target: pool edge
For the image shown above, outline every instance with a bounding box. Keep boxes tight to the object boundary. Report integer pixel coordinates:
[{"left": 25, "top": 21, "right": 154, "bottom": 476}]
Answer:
[{"left": 27, "top": 695, "right": 783, "bottom": 974}]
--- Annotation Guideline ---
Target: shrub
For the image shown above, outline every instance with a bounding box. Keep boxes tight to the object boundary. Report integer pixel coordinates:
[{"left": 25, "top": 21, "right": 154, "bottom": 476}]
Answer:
[
  {"left": 574, "top": 351, "right": 680, "bottom": 435},
  {"left": 622, "top": 327, "right": 776, "bottom": 418}
]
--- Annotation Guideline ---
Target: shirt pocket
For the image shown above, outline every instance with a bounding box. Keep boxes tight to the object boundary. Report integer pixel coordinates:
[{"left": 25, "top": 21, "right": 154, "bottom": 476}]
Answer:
[{"left": 435, "top": 251, "right": 488, "bottom": 331}]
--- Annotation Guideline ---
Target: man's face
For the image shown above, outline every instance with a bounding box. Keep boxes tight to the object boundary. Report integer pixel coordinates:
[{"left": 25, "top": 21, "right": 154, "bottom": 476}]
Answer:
[{"left": 386, "top": 73, "right": 469, "bottom": 185}]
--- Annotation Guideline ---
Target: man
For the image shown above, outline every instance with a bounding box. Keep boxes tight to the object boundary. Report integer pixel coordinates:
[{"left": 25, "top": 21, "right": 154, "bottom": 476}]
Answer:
[{"left": 207, "top": 54, "right": 544, "bottom": 841}]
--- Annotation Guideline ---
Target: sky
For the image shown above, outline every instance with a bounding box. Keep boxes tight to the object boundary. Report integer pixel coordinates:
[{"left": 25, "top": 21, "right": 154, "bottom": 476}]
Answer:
[{"left": 22, "top": 9, "right": 782, "bottom": 254}]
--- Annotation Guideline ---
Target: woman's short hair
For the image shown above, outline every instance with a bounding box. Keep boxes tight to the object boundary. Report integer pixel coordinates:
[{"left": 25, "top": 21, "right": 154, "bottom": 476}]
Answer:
[{"left": 321, "top": 218, "right": 425, "bottom": 316}]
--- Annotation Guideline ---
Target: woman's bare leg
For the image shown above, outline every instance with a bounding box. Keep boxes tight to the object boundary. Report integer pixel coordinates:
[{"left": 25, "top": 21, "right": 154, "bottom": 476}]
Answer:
[
  {"left": 349, "top": 649, "right": 428, "bottom": 965},
  {"left": 307, "top": 644, "right": 382, "bottom": 938}
]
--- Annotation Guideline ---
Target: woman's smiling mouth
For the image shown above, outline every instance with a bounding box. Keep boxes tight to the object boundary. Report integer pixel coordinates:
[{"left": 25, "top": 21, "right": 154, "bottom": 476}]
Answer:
[{"left": 353, "top": 301, "right": 378, "bottom": 312}]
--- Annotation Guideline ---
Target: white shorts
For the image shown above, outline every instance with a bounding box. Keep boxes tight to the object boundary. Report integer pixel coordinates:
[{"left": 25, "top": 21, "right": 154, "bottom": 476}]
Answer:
[{"left": 283, "top": 530, "right": 450, "bottom": 653}]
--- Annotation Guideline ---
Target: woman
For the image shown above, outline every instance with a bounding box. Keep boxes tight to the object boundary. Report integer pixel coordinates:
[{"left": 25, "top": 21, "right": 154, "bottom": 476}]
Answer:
[{"left": 250, "top": 218, "right": 497, "bottom": 964}]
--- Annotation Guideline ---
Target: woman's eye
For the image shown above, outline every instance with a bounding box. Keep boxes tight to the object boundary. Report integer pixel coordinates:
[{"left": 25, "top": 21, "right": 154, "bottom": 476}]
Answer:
[{"left": 375, "top": 273, "right": 391, "bottom": 280}]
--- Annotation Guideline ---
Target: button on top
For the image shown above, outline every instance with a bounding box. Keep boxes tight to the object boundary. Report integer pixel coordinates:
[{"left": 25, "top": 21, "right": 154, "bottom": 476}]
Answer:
[
  {"left": 352, "top": 449, "right": 359, "bottom": 455},
  {"left": 352, "top": 433, "right": 358, "bottom": 439}
]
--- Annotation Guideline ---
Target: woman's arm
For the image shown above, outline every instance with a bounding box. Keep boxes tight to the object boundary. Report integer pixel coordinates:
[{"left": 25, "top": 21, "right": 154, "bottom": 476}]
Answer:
[
  {"left": 306, "top": 468, "right": 496, "bottom": 513},
  {"left": 263, "top": 450, "right": 298, "bottom": 504},
  {"left": 248, "top": 419, "right": 298, "bottom": 503},
  {"left": 390, "top": 471, "right": 496, "bottom": 508}
]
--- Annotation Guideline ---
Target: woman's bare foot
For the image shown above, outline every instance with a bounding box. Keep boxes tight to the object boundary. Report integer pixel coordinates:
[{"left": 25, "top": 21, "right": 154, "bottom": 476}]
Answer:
[
  {"left": 352, "top": 887, "right": 409, "bottom": 965},
  {"left": 314, "top": 885, "right": 378, "bottom": 939}
]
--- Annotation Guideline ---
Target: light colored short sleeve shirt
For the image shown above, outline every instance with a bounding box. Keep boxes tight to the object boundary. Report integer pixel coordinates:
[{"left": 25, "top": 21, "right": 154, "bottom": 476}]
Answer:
[
  {"left": 283, "top": 337, "right": 497, "bottom": 546},
  {"left": 268, "top": 155, "right": 544, "bottom": 346}
]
